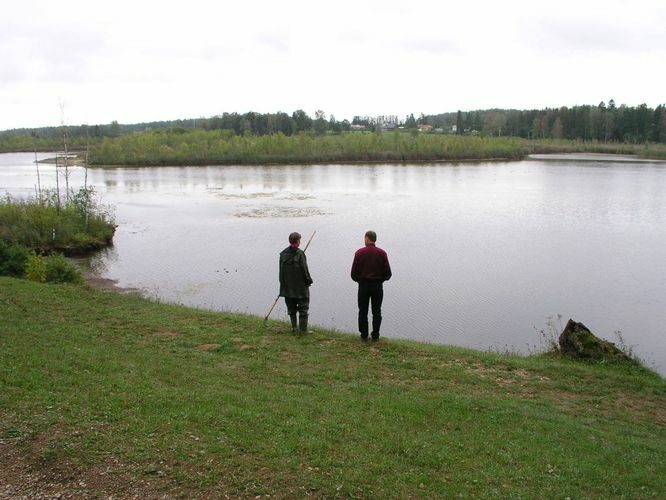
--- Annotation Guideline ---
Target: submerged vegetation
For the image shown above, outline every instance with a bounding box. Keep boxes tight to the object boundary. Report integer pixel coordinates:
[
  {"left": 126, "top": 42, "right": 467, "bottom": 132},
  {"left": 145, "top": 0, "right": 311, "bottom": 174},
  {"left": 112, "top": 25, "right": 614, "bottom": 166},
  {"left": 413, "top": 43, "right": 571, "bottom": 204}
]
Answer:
[{"left": 0, "top": 277, "right": 664, "bottom": 497}]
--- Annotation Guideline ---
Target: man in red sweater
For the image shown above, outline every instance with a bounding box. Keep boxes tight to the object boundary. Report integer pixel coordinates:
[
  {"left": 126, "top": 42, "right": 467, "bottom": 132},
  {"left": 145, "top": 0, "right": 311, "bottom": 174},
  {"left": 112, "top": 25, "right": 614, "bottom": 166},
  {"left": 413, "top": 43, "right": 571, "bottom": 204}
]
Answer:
[{"left": 350, "top": 230, "right": 392, "bottom": 341}]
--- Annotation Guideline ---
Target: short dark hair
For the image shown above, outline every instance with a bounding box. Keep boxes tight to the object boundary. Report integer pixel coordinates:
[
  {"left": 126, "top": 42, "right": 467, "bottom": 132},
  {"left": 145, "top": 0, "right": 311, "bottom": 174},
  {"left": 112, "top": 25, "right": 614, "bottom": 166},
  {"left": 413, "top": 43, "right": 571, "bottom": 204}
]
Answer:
[
  {"left": 289, "top": 232, "right": 302, "bottom": 244},
  {"left": 365, "top": 230, "right": 377, "bottom": 242}
]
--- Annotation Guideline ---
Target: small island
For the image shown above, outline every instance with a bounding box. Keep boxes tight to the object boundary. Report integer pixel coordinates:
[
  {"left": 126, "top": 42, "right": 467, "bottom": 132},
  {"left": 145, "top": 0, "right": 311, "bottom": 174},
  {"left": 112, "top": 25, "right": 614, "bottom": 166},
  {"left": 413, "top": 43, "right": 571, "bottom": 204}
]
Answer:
[{"left": 0, "top": 188, "right": 115, "bottom": 283}]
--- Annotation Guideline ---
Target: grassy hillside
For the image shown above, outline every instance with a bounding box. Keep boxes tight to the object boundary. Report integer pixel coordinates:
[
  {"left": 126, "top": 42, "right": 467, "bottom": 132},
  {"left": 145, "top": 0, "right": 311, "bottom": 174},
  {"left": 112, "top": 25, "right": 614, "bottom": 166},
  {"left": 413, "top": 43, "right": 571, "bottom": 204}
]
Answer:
[{"left": 1, "top": 277, "right": 664, "bottom": 498}]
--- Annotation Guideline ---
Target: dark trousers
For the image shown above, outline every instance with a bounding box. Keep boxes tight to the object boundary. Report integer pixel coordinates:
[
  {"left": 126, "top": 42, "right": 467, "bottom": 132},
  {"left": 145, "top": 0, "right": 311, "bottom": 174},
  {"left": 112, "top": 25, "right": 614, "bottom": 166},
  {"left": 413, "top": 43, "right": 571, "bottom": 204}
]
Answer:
[
  {"left": 357, "top": 282, "right": 383, "bottom": 338},
  {"left": 285, "top": 297, "right": 309, "bottom": 317}
]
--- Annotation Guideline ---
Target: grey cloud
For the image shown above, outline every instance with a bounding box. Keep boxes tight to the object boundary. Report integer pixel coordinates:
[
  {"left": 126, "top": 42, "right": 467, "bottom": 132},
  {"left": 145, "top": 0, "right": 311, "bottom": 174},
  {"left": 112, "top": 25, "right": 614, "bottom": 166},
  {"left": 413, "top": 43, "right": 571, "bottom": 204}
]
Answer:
[
  {"left": 0, "top": 20, "right": 108, "bottom": 83},
  {"left": 527, "top": 17, "right": 666, "bottom": 55},
  {"left": 396, "top": 36, "right": 460, "bottom": 54},
  {"left": 253, "top": 33, "right": 291, "bottom": 55},
  {"left": 336, "top": 28, "right": 459, "bottom": 55}
]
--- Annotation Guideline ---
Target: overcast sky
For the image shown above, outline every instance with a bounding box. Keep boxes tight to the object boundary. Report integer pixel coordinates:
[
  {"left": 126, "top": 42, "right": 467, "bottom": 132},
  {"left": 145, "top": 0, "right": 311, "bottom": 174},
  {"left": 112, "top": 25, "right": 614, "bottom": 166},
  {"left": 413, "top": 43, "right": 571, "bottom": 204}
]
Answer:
[{"left": 1, "top": 0, "right": 665, "bottom": 130}]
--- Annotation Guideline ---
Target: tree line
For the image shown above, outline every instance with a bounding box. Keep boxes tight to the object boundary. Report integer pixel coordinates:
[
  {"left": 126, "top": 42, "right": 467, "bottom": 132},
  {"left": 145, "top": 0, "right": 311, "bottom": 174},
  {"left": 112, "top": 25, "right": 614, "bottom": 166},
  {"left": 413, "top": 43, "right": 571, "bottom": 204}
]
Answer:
[
  {"left": 425, "top": 101, "right": 666, "bottom": 143},
  {"left": 1, "top": 101, "right": 664, "bottom": 154}
]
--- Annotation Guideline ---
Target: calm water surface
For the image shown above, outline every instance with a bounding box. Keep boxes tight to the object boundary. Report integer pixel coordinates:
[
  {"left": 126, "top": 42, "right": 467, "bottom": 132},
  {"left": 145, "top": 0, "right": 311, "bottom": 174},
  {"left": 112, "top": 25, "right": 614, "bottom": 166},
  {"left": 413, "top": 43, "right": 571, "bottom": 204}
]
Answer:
[{"left": 2, "top": 152, "right": 665, "bottom": 373}]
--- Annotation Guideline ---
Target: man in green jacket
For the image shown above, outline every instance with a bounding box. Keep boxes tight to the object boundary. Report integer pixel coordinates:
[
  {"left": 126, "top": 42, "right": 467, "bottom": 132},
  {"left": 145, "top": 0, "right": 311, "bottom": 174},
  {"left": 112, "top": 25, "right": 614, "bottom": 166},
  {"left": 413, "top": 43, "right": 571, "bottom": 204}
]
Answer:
[{"left": 279, "top": 232, "right": 313, "bottom": 333}]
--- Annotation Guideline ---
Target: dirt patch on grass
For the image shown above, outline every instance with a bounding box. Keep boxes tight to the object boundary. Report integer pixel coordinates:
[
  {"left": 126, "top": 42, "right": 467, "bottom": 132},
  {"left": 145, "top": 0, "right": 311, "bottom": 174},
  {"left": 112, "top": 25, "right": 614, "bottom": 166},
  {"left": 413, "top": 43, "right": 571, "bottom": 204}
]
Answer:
[
  {"left": 604, "top": 393, "right": 666, "bottom": 426},
  {"left": 228, "top": 337, "right": 257, "bottom": 351},
  {"left": 280, "top": 351, "right": 302, "bottom": 362},
  {"left": 198, "top": 343, "right": 220, "bottom": 351},
  {"left": 0, "top": 437, "right": 178, "bottom": 499},
  {"left": 0, "top": 422, "right": 277, "bottom": 498},
  {"left": 464, "top": 364, "right": 551, "bottom": 383},
  {"left": 152, "top": 326, "right": 180, "bottom": 338}
]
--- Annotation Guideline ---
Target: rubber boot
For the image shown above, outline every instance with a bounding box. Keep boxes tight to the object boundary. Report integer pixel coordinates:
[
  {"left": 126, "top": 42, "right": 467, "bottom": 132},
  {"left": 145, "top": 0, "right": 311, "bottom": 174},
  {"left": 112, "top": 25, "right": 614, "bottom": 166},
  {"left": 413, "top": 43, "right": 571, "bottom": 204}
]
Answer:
[
  {"left": 299, "top": 315, "right": 312, "bottom": 334},
  {"left": 289, "top": 314, "right": 298, "bottom": 333}
]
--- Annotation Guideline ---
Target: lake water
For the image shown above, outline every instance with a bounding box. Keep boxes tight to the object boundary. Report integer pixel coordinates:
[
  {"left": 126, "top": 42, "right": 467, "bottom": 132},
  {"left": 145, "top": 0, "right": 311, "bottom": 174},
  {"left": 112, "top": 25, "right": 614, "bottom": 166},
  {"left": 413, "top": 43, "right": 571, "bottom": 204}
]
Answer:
[{"left": 2, "top": 152, "right": 665, "bottom": 374}]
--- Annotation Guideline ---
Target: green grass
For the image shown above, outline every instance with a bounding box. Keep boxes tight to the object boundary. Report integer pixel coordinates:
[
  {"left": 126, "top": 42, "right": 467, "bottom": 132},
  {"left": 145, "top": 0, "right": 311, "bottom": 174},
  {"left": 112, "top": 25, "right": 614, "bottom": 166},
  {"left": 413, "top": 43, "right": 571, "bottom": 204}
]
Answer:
[{"left": 1, "top": 277, "right": 664, "bottom": 498}]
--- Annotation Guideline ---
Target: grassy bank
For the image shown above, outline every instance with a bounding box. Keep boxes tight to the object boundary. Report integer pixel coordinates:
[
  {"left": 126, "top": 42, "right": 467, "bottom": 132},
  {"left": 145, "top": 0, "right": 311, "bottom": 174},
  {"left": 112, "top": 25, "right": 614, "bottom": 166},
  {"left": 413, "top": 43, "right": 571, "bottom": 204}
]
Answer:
[
  {"left": 525, "top": 139, "right": 666, "bottom": 159},
  {"left": 1, "top": 277, "right": 664, "bottom": 498}
]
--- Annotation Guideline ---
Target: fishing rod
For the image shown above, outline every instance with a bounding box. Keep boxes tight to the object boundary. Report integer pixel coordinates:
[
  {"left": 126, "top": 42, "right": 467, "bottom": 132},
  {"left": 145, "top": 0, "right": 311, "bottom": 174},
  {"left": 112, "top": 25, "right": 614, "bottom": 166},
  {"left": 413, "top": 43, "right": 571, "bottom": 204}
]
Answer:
[{"left": 263, "top": 230, "right": 316, "bottom": 324}]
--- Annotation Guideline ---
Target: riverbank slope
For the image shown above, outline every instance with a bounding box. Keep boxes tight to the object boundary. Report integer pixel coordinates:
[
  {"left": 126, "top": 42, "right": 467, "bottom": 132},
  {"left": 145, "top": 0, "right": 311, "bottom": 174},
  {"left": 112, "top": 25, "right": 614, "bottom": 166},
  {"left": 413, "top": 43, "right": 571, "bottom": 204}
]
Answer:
[{"left": 1, "top": 277, "right": 664, "bottom": 498}]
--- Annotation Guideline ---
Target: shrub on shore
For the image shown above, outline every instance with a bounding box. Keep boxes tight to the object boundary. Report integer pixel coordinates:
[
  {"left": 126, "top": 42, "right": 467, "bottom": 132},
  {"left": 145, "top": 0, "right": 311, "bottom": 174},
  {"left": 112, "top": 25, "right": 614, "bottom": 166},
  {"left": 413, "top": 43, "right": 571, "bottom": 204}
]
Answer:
[
  {"left": 0, "top": 189, "right": 113, "bottom": 284},
  {"left": 0, "top": 188, "right": 115, "bottom": 254},
  {"left": 88, "top": 129, "right": 528, "bottom": 165},
  {"left": 0, "top": 239, "right": 29, "bottom": 277},
  {"left": 86, "top": 129, "right": 666, "bottom": 166},
  {"left": 0, "top": 240, "right": 83, "bottom": 284},
  {"left": 24, "top": 252, "right": 83, "bottom": 284}
]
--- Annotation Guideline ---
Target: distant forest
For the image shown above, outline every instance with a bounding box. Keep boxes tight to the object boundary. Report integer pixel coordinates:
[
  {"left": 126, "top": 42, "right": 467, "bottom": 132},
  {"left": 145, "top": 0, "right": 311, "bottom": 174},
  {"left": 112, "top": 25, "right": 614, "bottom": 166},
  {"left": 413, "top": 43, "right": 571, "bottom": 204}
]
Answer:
[{"left": 1, "top": 101, "right": 665, "bottom": 152}]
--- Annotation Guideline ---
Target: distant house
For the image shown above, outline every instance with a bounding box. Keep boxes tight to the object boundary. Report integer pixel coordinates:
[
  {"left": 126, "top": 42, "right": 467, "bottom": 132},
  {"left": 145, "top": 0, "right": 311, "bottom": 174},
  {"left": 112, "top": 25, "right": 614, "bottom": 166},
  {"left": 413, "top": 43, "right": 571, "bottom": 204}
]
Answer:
[
  {"left": 418, "top": 124, "right": 433, "bottom": 132},
  {"left": 350, "top": 124, "right": 367, "bottom": 131},
  {"left": 451, "top": 125, "right": 457, "bottom": 133},
  {"left": 381, "top": 122, "right": 397, "bottom": 130}
]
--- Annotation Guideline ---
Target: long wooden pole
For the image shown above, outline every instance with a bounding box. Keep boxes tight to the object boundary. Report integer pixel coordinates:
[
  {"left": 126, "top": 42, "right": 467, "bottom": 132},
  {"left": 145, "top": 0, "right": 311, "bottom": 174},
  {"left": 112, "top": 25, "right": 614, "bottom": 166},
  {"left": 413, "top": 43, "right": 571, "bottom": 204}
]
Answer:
[{"left": 263, "top": 230, "right": 316, "bottom": 323}]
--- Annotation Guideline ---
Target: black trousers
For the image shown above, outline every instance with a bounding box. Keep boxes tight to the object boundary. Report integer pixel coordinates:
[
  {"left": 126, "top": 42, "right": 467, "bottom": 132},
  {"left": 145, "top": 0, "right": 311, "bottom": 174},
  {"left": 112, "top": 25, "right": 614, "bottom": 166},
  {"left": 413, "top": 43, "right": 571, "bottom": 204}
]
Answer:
[
  {"left": 285, "top": 297, "right": 309, "bottom": 317},
  {"left": 357, "top": 282, "right": 383, "bottom": 338}
]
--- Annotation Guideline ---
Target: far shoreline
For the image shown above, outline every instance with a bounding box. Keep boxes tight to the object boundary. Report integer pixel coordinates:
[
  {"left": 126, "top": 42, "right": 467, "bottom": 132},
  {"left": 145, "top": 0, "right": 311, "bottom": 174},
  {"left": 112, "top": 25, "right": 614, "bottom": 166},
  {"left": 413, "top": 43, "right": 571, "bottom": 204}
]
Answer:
[{"left": 32, "top": 150, "right": 666, "bottom": 169}]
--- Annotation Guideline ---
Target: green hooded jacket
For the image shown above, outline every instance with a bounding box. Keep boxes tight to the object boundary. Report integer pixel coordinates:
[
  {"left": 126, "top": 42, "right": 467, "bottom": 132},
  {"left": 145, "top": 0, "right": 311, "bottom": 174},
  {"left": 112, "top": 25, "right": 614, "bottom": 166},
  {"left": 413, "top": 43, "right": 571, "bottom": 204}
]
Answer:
[{"left": 279, "top": 246, "right": 313, "bottom": 298}]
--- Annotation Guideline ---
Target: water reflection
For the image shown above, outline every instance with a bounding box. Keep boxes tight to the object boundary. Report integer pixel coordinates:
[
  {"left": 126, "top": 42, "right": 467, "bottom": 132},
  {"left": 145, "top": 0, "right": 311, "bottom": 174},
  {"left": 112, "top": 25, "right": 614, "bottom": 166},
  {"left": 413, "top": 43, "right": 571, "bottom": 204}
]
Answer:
[{"left": 2, "top": 153, "right": 665, "bottom": 374}]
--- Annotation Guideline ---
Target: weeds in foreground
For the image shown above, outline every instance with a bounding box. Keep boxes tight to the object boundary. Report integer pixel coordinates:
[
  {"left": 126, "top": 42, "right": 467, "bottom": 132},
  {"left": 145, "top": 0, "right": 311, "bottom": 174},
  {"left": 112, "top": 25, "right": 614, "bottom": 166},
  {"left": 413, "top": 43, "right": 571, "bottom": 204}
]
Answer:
[
  {"left": 612, "top": 330, "right": 656, "bottom": 370},
  {"left": 532, "top": 314, "right": 564, "bottom": 354},
  {"left": 488, "top": 314, "right": 563, "bottom": 357}
]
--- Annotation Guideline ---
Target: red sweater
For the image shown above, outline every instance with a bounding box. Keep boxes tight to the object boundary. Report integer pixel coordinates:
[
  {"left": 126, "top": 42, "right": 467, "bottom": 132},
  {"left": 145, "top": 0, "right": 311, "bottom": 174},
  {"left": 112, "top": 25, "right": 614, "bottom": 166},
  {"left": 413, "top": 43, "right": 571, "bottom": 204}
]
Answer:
[{"left": 351, "top": 243, "right": 392, "bottom": 283}]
